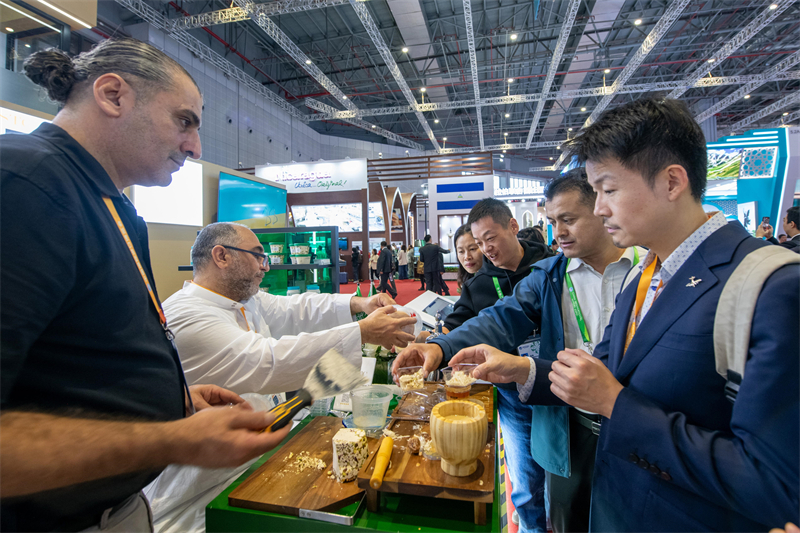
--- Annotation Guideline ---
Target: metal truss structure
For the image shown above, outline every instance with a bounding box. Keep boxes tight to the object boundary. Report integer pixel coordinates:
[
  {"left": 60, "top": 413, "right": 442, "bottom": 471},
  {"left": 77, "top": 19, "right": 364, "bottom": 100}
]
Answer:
[
  {"left": 114, "top": 0, "right": 307, "bottom": 122},
  {"left": 174, "top": 1, "right": 350, "bottom": 30},
  {"left": 780, "top": 110, "right": 800, "bottom": 125},
  {"left": 235, "top": 0, "right": 357, "bottom": 113},
  {"left": 463, "top": 0, "right": 484, "bottom": 150},
  {"left": 585, "top": 0, "right": 692, "bottom": 128},
  {"left": 436, "top": 140, "right": 565, "bottom": 155},
  {"left": 348, "top": 0, "right": 441, "bottom": 152},
  {"left": 668, "top": 0, "right": 795, "bottom": 99},
  {"left": 525, "top": 0, "right": 581, "bottom": 149},
  {"left": 726, "top": 91, "right": 800, "bottom": 134},
  {"left": 305, "top": 98, "right": 424, "bottom": 150},
  {"left": 307, "top": 72, "right": 800, "bottom": 121},
  {"left": 695, "top": 51, "right": 800, "bottom": 123}
]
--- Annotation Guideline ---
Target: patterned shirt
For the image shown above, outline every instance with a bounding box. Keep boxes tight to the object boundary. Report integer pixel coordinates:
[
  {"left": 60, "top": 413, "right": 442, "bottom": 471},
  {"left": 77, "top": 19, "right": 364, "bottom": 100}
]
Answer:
[{"left": 635, "top": 211, "right": 728, "bottom": 325}]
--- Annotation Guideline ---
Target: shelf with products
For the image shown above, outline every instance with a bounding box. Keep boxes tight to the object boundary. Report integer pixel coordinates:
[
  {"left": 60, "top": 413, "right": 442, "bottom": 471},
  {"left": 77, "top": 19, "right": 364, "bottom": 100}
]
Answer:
[{"left": 253, "top": 226, "right": 340, "bottom": 296}]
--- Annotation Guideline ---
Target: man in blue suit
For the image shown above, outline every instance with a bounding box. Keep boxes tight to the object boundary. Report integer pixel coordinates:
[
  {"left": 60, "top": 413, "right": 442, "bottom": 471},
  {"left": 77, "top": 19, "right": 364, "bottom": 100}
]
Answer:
[{"left": 452, "top": 97, "right": 799, "bottom": 531}]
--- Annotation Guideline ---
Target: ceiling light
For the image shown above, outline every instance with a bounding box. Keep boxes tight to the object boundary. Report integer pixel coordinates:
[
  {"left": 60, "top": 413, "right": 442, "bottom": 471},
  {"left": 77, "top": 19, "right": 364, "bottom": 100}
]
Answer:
[
  {"left": 33, "top": 0, "right": 91, "bottom": 28},
  {"left": 443, "top": 137, "right": 447, "bottom": 141},
  {"left": 0, "top": 1, "right": 60, "bottom": 32},
  {"left": 504, "top": 132, "right": 508, "bottom": 136},
  {"left": 557, "top": 145, "right": 561, "bottom": 150},
  {"left": 305, "top": 59, "right": 312, "bottom": 64},
  {"left": 510, "top": 33, "right": 518, "bottom": 40},
  {"left": 770, "top": 3, "right": 778, "bottom": 9},
  {"left": 24, "top": 43, "right": 30, "bottom": 48},
  {"left": 505, "top": 113, "right": 510, "bottom": 118},
  {"left": 783, "top": 112, "right": 789, "bottom": 116},
  {"left": 634, "top": 19, "right": 642, "bottom": 25},
  {"left": 402, "top": 47, "right": 409, "bottom": 53},
  {"left": 707, "top": 58, "right": 715, "bottom": 63},
  {"left": 508, "top": 78, "right": 514, "bottom": 83},
  {"left": 604, "top": 68, "right": 610, "bottom": 73},
  {"left": 568, "top": 127, "right": 573, "bottom": 131},
  {"left": 5, "top": 27, "right": 13, "bottom": 32},
  {"left": 343, "top": 96, "right": 347, "bottom": 99},
  {"left": 581, "top": 107, "right": 587, "bottom": 112},
  {"left": 549, "top": 157, "right": 554, "bottom": 160},
  {"left": 371, "top": 125, "right": 376, "bottom": 128},
  {"left": 744, "top": 94, "right": 751, "bottom": 99},
  {"left": 502, "top": 150, "right": 507, "bottom": 153},
  {"left": 434, "top": 119, "right": 439, "bottom": 123},
  {"left": 420, "top": 87, "right": 426, "bottom": 93}
]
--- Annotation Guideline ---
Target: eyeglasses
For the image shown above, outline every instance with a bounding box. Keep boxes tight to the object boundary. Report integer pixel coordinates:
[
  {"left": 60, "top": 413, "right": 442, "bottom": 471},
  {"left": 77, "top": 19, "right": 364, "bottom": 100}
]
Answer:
[{"left": 220, "top": 245, "right": 268, "bottom": 267}]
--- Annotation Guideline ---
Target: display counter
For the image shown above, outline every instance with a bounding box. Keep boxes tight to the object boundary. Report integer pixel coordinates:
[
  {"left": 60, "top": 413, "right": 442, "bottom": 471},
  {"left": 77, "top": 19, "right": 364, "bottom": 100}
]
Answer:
[{"left": 206, "top": 403, "right": 500, "bottom": 532}]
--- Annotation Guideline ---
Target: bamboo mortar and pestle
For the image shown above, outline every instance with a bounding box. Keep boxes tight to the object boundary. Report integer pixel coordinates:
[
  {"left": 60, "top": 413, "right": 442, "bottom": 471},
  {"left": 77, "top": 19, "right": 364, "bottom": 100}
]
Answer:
[{"left": 429, "top": 400, "right": 488, "bottom": 477}]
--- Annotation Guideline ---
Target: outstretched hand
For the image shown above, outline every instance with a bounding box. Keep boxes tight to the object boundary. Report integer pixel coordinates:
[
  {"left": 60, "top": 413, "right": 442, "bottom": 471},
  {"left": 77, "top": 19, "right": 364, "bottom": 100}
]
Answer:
[
  {"left": 549, "top": 348, "right": 623, "bottom": 418},
  {"left": 450, "top": 344, "right": 530, "bottom": 384}
]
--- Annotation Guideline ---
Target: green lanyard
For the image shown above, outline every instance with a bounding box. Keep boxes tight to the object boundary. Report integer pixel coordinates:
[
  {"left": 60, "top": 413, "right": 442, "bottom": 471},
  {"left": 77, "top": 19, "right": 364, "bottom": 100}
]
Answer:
[
  {"left": 564, "top": 248, "right": 640, "bottom": 352},
  {"left": 491, "top": 265, "right": 536, "bottom": 299},
  {"left": 492, "top": 276, "right": 505, "bottom": 299}
]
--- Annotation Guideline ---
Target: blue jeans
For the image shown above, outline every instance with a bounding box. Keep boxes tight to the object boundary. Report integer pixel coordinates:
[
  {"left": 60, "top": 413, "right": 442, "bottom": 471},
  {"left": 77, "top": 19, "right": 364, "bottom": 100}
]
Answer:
[
  {"left": 398, "top": 264, "right": 408, "bottom": 279},
  {"left": 497, "top": 385, "right": 547, "bottom": 533}
]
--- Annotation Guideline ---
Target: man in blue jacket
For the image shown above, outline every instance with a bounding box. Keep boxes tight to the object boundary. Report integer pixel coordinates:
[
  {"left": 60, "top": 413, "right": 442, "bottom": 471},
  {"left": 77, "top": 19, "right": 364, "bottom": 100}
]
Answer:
[
  {"left": 451, "top": 97, "right": 799, "bottom": 531},
  {"left": 395, "top": 170, "right": 643, "bottom": 532}
]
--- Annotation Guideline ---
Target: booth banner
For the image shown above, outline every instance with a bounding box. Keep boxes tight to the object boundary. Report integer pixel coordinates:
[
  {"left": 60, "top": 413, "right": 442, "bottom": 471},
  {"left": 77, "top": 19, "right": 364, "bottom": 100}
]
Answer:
[{"left": 255, "top": 158, "right": 367, "bottom": 193}]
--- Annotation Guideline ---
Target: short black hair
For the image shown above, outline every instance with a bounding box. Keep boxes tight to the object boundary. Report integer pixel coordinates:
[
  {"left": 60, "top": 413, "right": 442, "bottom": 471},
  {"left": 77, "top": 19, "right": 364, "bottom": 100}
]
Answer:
[
  {"left": 544, "top": 168, "right": 596, "bottom": 209},
  {"left": 380, "top": 240, "right": 387, "bottom": 247},
  {"left": 424, "top": 235, "right": 432, "bottom": 242},
  {"left": 787, "top": 206, "right": 800, "bottom": 228},
  {"left": 567, "top": 97, "right": 707, "bottom": 200},
  {"left": 517, "top": 226, "right": 545, "bottom": 245},
  {"left": 467, "top": 198, "right": 513, "bottom": 228}
]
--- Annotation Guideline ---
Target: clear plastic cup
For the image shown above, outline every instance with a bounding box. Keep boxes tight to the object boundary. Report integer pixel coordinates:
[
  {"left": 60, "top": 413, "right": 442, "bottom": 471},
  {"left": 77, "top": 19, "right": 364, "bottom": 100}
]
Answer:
[
  {"left": 350, "top": 385, "right": 393, "bottom": 429},
  {"left": 441, "top": 364, "right": 478, "bottom": 400},
  {"left": 396, "top": 365, "right": 425, "bottom": 392}
]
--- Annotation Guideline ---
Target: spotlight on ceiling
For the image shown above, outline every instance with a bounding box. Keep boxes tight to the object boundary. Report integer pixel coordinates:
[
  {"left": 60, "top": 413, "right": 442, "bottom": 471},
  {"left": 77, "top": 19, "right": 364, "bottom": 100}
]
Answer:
[
  {"left": 420, "top": 87, "right": 426, "bottom": 93},
  {"left": 343, "top": 96, "right": 347, "bottom": 99},
  {"left": 783, "top": 112, "right": 789, "bottom": 116},
  {"left": 508, "top": 78, "right": 514, "bottom": 83},
  {"left": 305, "top": 59, "right": 312, "bottom": 64},
  {"left": 402, "top": 47, "right": 409, "bottom": 53},
  {"left": 744, "top": 94, "right": 751, "bottom": 99},
  {"left": 634, "top": 19, "right": 642, "bottom": 25},
  {"left": 581, "top": 107, "right": 587, "bottom": 112},
  {"left": 502, "top": 150, "right": 507, "bottom": 153},
  {"left": 568, "top": 128, "right": 573, "bottom": 131},
  {"left": 371, "top": 125, "right": 376, "bottom": 128},
  {"left": 707, "top": 58, "right": 716, "bottom": 63},
  {"left": 510, "top": 33, "right": 518, "bottom": 40},
  {"left": 5, "top": 27, "right": 13, "bottom": 32},
  {"left": 504, "top": 132, "right": 508, "bottom": 136},
  {"left": 549, "top": 157, "right": 554, "bottom": 160},
  {"left": 505, "top": 113, "right": 510, "bottom": 118},
  {"left": 770, "top": 3, "right": 778, "bottom": 9},
  {"left": 604, "top": 68, "right": 611, "bottom": 73},
  {"left": 434, "top": 119, "right": 439, "bottom": 123},
  {"left": 443, "top": 137, "right": 447, "bottom": 141}
]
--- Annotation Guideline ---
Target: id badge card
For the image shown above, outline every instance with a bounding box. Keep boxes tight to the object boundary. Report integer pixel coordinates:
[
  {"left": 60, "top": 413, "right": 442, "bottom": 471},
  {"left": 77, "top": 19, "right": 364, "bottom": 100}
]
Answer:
[{"left": 517, "top": 333, "right": 541, "bottom": 358}]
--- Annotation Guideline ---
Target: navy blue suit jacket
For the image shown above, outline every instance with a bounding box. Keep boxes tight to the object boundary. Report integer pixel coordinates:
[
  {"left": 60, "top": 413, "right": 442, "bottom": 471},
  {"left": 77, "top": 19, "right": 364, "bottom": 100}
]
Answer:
[{"left": 530, "top": 222, "right": 799, "bottom": 531}]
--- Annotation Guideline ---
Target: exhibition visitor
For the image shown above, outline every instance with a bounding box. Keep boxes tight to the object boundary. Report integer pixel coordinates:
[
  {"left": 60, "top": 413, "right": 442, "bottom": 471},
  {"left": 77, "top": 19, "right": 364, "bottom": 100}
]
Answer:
[{"left": 0, "top": 38, "right": 291, "bottom": 531}]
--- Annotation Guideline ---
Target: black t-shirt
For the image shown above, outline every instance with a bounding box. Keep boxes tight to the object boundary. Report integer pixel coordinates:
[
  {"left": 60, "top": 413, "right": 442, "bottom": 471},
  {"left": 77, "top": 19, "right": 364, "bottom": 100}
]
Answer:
[{"left": 0, "top": 124, "right": 186, "bottom": 531}]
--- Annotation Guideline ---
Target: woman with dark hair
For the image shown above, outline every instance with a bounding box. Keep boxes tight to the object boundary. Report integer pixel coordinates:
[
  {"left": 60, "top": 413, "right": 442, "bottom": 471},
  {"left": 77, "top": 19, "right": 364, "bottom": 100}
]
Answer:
[
  {"left": 454, "top": 224, "right": 483, "bottom": 290},
  {"left": 398, "top": 245, "right": 409, "bottom": 279},
  {"left": 369, "top": 249, "right": 379, "bottom": 281}
]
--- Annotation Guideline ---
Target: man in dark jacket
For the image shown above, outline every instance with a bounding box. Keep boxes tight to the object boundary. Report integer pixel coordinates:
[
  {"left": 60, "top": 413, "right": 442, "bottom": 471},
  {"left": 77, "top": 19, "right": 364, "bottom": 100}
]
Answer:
[
  {"left": 376, "top": 241, "right": 397, "bottom": 298},
  {"left": 436, "top": 246, "right": 450, "bottom": 296},
  {"left": 418, "top": 235, "right": 449, "bottom": 294}
]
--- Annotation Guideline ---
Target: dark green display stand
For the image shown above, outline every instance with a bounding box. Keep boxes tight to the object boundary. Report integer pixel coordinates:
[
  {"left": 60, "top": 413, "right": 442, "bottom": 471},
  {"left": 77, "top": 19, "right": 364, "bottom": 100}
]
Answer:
[
  {"left": 253, "top": 226, "right": 340, "bottom": 296},
  {"left": 206, "top": 416, "right": 500, "bottom": 532}
]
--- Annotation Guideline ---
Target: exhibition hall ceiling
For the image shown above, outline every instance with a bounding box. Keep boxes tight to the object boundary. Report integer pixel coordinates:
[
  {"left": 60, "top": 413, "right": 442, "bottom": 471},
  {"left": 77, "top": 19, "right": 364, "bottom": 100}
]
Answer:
[{"left": 108, "top": 0, "right": 799, "bottom": 166}]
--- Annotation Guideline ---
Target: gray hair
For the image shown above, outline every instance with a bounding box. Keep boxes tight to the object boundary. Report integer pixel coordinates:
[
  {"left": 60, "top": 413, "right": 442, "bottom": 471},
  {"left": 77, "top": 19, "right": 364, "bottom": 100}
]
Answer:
[
  {"left": 23, "top": 37, "right": 198, "bottom": 105},
  {"left": 192, "top": 222, "right": 248, "bottom": 272}
]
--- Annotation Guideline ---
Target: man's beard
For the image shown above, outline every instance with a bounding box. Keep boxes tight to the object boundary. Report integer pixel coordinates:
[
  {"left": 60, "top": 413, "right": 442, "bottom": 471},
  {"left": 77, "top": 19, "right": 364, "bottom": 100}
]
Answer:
[{"left": 222, "top": 261, "right": 261, "bottom": 302}]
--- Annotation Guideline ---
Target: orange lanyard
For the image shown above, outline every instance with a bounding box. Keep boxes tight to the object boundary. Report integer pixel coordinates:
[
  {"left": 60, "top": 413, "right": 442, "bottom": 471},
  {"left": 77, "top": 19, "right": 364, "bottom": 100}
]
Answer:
[
  {"left": 103, "top": 196, "right": 195, "bottom": 414},
  {"left": 103, "top": 197, "right": 169, "bottom": 329},
  {"left": 625, "top": 258, "right": 662, "bottom": 353}
]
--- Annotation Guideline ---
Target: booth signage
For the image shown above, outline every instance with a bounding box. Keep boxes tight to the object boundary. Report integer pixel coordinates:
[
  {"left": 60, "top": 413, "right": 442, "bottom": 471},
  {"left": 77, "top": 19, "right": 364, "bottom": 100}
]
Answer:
[
  {"left": 496, "top": 182, "right": 545, "bottom": 197},
  {"left": 256, "top": 159, "right": 368, "bottom": 193}
]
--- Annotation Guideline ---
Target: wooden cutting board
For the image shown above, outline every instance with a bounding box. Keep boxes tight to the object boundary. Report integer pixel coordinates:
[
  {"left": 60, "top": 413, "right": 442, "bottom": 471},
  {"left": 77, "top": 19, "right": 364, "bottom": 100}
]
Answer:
[
  {"left": 357, "top": 418, "right": 495, "bottom": 504},
  {"left": 229, "top": 417, "right": 380, "bottom": 515}
]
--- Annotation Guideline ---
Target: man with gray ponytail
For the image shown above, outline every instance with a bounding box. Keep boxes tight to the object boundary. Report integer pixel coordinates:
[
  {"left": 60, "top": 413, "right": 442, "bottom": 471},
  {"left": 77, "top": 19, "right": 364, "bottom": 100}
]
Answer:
[{"left": 0, "top": 38, "right": 290, "bottom": 532}]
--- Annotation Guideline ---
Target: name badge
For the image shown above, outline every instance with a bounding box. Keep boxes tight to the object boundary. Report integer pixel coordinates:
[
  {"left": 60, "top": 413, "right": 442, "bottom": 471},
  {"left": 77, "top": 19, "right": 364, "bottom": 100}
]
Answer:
[{"left": 517, "top": 334, "right": 541, "bottom": 358}]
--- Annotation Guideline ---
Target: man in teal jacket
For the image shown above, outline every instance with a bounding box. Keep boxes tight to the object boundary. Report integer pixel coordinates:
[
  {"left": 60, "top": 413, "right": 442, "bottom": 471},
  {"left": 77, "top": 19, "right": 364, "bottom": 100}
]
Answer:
[{"left": 395, "top": 170, "right": 642, "bottom": 532}]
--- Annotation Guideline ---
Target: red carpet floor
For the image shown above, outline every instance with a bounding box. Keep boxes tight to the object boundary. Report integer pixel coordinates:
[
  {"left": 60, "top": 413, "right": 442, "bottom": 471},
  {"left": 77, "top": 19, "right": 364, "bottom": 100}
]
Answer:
[{"left": 339, "top": 278, "right": 459, "bottom": 306}]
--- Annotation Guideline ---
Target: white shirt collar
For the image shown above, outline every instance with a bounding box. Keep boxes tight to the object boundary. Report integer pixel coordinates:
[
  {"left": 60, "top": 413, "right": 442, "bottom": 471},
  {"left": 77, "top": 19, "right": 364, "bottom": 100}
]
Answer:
[
  {"left": 183, "top": 281, "right": 245, "bottom": 310},
  {"left": 640, "top": 211, "right": 727, "bottom": 285},
  {"left": 566, "top": 246, "right": 639, "bottom": 275}
]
